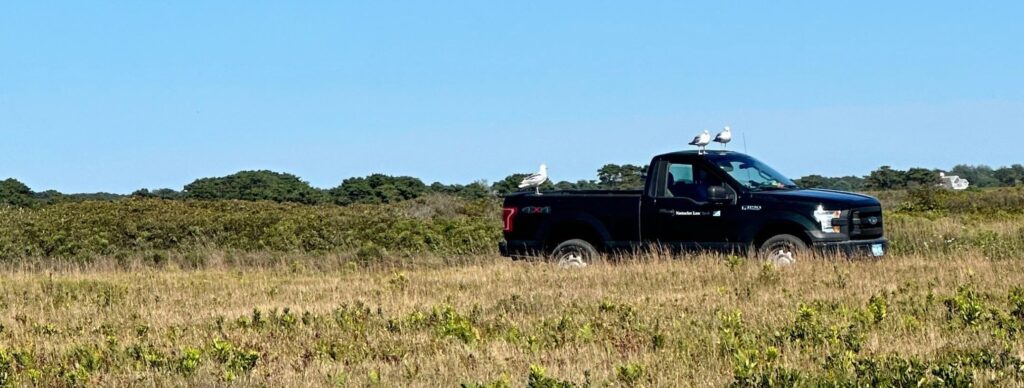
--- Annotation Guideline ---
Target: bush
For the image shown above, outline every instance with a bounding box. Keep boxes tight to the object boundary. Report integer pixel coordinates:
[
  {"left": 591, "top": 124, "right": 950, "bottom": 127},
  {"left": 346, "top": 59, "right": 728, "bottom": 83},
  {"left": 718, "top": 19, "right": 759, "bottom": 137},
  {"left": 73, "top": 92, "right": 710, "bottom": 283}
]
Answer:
[
  {"left": 945, "top": 286, "right": 986, "bottom": 326},
  {"left": 526, "top": 365, "right": 574, "bottom": 388},
  {"left": 0, "top": 196, "right": 500, "bottom": 263},
  {"left": 892, "top": 187, "right": 1024, "bottom": 215},
  {"left": 329, "top": 174, "right": 428, "bottom": 205},
  {"left": 616, "top": 363, "right": 645, "bottom": 386},
  {"left": 0, "top": 178, "right": 36, "bottom": 208},
  {"left": 431, "top": 305, "right": 479, "bottom": 344},
  {"left": 184, "top": 170, "right": 327, "bottom": 205},
  {"left": 867, "top": 295, "right": 887, "bottom": 324}
]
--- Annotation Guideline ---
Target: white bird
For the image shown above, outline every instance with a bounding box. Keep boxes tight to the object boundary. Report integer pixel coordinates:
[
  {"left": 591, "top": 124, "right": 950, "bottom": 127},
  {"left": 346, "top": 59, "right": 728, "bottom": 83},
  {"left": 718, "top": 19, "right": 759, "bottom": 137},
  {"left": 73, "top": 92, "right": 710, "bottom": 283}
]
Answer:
[
  {"left": 689, "top": 130, "right": 711, "bottom": 154},
  {"left": 939, "top": 172, "right": 970, "bottom": 190},
  {"left": 714, "top": 126, "right": 732, "bottom": 149},
  {"left": 518, "top": 164, "right": 549, "bottom": 195}
]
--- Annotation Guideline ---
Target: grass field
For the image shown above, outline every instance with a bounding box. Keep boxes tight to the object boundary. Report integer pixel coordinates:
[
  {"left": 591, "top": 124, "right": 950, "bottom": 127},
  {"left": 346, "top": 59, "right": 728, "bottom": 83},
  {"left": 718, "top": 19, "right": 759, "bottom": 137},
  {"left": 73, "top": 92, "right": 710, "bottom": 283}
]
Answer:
[
  {"left": 3, "top": 251, "right": 1024, "bottom": 386},
  {"left": 3, "top": 189, "right": 1024, "bottom": 386}
]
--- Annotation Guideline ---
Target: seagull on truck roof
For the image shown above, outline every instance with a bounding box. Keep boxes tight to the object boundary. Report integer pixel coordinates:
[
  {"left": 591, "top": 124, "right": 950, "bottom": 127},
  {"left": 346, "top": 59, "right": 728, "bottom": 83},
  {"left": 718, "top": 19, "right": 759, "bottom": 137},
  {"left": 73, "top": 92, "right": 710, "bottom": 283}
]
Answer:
[
  {"left": 714, "top": 126, "right": 732, "bottom": 149},
  {"left": 518, "top": 164, "right": 548, "bottom": 195},
  {"left": 689, "top": 130, "right": 711, "bottom": 155}
]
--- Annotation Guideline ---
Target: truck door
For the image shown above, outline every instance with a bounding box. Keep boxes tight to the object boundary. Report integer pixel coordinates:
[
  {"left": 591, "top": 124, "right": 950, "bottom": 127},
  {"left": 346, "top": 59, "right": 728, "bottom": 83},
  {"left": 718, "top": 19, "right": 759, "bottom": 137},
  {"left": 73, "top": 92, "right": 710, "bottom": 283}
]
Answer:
[{"left": 641, "top": 159, "right": 740, "bottom": 252}]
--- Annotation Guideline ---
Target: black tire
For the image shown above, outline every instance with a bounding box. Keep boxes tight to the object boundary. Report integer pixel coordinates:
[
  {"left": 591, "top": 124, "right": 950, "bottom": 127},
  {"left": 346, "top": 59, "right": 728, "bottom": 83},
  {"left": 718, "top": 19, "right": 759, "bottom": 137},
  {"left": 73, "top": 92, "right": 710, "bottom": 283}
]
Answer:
[
  {"left": 551, "top": 239, "right": 598, "bottom": 267},
  {"left": 758, "top": 234, "right": 807, "bottom": 266}
]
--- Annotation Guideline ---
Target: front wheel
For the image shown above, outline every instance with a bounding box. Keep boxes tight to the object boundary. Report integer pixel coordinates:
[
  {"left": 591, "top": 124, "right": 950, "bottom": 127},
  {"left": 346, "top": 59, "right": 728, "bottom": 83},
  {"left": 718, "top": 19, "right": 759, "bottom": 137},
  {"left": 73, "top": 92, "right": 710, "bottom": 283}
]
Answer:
[
  {"left": 551, "top": 239, "right": 598, "bottom": 268},
  {"left": 758, "top": 234, "right": 807, "bottom": 266}
]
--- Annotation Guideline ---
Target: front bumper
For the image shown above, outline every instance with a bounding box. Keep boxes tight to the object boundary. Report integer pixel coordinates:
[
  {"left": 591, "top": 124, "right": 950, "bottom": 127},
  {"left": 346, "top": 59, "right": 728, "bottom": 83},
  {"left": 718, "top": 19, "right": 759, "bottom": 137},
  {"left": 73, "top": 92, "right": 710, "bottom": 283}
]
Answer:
[{"left": 813, "top": 237, "right": 889, "bottom": 258}]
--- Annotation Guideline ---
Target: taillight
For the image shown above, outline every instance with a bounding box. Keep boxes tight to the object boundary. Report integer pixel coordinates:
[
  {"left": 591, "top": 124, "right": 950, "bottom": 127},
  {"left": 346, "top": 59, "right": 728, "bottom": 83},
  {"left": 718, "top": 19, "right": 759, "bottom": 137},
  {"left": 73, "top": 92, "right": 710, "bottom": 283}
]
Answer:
[{"left": 502, "top": 207, "right": 517, "bottom": 232}]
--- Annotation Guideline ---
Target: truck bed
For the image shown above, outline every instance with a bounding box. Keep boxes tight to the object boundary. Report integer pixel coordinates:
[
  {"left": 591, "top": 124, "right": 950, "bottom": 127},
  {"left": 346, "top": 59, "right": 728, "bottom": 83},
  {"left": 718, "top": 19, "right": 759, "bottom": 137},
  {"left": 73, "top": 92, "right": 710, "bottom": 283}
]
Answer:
[{"left": 503, "top": 190, "right": 642, "bottom": 249}]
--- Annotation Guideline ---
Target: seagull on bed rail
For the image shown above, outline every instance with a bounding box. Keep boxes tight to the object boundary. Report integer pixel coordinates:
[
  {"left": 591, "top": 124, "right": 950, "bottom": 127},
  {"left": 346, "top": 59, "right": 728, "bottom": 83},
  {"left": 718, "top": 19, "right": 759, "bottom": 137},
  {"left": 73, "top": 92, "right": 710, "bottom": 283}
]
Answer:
[{"left": 519, "top": 164, "right": 549, "bottom": 195}]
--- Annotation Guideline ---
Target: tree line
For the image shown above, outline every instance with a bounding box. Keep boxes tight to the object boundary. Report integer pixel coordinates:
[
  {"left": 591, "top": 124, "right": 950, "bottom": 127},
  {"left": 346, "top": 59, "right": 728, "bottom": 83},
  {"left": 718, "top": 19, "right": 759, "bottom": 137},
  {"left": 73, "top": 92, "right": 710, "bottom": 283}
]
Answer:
[
  {"left": 0, "top": 164, "right": 651, "bottom": 207},
  {"left": 2, "top": 163, "right": 1022, "bottom": 207},
  {"left": 795, "top": 164, "right": 1024, "bottom": 191}
]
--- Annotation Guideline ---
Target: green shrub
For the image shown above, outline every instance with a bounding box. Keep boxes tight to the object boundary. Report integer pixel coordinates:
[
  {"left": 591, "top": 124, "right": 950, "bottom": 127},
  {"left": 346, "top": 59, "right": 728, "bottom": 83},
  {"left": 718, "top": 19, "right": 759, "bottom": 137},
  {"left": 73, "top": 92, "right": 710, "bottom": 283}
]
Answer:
[
  {"left": 788, "top": 305, "right": 825, "bottom": 344},
  {"left": 758, "top": 262, "right": 780, "bottom": 284},
  {"left": 176, "top": 347, "right": 202, "bottom": 375},
  {"left": 461, "top": 375, "right": 513, "bottom": 388},
  {"left": 0, "top": 349, "right": 13, "bottom": 387},
  {"left": 128, "top": 344, "right": 166, "bottom": 369},
  {"left": 945, "top": 286, "right": 986, "bottom": 326},
  {"left": 183, "top": 170, "right": 327, "bottom": 204},
  {"left": 4, "top": 187, "right": 1024, "bottom": 264},
  {"left": 356, "top": 242, "right": 386, "bottom": 262},
  {"left": 526, "top": 365, "right": 574, "bottom": 388},
  {"left": 0, "top": 196, "right": 501, "bottom": 262},
  {"left": 210, "top": 339, "right": 259, "bottom": 374},
  {"left": 852, "top": 355, "right": 929, "bottom": 386},
  {"left": 67, "top": 344, "right": 104, "bottom": 374},
  {"left": 1009, "top": 287, "right": 1024, "bottom": 320},
  {"left": 230, "top": 350, "right": 259, "bottom": 374},
  {"left": 431, "top": 305, "right": 479, "bottom": 344},
  {"left": 868, "top": 294, "right": 887, "bottom": 324},
  {"left": 616, "top": 362, "right": 645, "bottom": 386},
  {"left": 891, "top": 187, "right": 1024, "bottom": 215}
]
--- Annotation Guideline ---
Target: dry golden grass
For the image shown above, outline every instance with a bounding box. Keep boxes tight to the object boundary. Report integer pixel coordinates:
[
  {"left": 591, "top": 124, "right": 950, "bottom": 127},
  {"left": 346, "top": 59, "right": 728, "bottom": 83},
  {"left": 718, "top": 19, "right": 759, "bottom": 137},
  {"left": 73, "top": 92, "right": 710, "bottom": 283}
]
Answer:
[{"left": 2, "top": 252, "right": 1024, "bottom": 386}]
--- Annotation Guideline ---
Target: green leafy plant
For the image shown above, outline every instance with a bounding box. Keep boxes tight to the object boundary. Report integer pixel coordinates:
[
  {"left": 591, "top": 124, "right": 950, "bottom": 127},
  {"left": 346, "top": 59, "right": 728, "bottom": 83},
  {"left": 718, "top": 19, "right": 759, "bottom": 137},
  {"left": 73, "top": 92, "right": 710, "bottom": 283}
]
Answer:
[
  {"left": 945, "top": 286, "right": 986, "bottom": 326},
  {"left": 526, "top": 365, "right": 574, "bottom": 388},
  {"left": 758, "top": 262, "right": 780, "bottom": 284},
  {"left": 725, "top": 255, "right": 746, "bottom": 272},
  {"left": 176, "top": 347, "right": 202, "bottom": 375},
  {"left": 461, "top": 374, "right": 512, "bottom": 388},
  {"left": 1008, "top": 287, "right": 1024, "bottom": 320},
  {"left": 0, "top": 349, "right": 14, "bottom": 387},
  {"left": 431, "top": 305, "right": 479, "bottom": 344},
  {"left": 229, "top": 350, "right": 259, "bottom": 374},
  {"left": 616, "top": 362, "right": 645, "bottom": 386},
  {"left": 868, "top": 294, "right": 888, "bottom": 324},
  {"left": 211, "top": 339, "right": 259, "bottom": 374}
]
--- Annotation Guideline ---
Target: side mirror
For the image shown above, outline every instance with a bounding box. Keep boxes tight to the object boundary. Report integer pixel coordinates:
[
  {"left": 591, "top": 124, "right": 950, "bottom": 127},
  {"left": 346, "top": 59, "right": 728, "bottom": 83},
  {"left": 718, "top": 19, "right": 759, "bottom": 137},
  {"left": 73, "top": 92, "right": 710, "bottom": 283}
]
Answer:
[{"left": 707, "top": 185, "right": 735, "bottom": 204}]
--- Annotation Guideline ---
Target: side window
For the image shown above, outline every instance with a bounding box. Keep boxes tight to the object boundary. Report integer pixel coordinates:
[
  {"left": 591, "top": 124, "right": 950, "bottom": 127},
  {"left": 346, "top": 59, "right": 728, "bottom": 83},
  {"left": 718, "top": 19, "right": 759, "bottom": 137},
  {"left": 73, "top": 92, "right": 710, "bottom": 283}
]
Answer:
[
  {"left": 668, "top": 164, "right": 693, "bottom": 185},
  {"left": 662, "top": 162, "right": 724, "bottom": 202}
]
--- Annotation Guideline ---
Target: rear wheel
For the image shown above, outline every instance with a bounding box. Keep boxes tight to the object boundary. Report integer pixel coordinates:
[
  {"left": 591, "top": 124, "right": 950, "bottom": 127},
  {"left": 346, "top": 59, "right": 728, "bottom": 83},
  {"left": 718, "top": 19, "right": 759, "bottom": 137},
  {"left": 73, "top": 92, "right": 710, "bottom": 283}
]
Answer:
[
  {"left": 551, "top": 239, "right": 598, "bottom": 268},
  {"left": 758, "top": 234, "right": 807, "bottom": 266}
]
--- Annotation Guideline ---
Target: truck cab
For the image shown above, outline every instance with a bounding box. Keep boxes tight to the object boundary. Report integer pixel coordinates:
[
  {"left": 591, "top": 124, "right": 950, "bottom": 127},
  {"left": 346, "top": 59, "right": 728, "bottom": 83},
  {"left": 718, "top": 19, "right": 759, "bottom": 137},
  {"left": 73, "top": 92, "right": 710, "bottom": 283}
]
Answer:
[{"left": 500, "top": 151, "right": 887, "bottom": 265}]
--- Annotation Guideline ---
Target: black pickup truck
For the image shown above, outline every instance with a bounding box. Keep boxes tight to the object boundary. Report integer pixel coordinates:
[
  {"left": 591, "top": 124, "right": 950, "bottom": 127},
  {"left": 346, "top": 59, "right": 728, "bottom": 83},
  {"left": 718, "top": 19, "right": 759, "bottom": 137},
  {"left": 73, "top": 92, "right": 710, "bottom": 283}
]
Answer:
[{"left": 500, "top": 151, "right": 887, "bottom": 265}]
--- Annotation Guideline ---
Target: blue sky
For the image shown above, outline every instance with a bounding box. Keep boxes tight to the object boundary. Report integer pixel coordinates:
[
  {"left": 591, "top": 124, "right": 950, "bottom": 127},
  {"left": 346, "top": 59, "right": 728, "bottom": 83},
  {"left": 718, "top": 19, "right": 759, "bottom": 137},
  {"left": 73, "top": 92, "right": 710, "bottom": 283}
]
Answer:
[{"left": 2, "top": 2, "right": 1022, "bottom": 193}]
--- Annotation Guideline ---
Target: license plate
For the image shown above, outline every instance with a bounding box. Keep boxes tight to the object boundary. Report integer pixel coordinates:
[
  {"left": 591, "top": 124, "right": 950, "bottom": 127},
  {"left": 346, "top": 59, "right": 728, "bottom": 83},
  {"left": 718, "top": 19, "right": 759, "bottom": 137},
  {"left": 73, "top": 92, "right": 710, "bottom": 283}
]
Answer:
[{"left": 871, "top": 244, "right": 884, "bottom": 257}]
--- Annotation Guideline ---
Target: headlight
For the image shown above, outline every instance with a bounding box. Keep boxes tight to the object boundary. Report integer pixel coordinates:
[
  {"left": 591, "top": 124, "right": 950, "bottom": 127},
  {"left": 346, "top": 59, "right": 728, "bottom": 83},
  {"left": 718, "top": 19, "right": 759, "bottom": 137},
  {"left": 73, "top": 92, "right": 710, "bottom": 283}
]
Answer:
[{"left": 813, "top": 205, "right": 843, "bottom": 233}]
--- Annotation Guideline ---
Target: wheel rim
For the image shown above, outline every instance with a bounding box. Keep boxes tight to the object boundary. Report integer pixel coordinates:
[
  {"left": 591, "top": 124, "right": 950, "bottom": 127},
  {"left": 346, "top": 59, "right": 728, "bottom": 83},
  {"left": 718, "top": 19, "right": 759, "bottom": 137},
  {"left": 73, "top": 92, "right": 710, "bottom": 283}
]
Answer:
[
  {"left": 556, "top": 249, "right": 589, "bottom": 268},
  {"left": 764, "top": 242, "right": 797, "bottom": 266}
]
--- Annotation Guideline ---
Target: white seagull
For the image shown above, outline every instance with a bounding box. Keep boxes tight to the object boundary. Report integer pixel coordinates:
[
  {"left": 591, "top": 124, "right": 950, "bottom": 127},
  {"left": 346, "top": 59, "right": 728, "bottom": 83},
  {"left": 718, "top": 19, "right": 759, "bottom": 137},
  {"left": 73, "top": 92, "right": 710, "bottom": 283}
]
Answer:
[
  {"left": 939, "top": 172, "right": 970, "bottom": 190},
  {"left": 518, "top": 164, "right": 549, "bottom": 194},
  {"left": 714, "top": 126, "right": 732, "bottom": 149},
  {"left": 689, "top": 130, "right": 711, "bottom": 154}
]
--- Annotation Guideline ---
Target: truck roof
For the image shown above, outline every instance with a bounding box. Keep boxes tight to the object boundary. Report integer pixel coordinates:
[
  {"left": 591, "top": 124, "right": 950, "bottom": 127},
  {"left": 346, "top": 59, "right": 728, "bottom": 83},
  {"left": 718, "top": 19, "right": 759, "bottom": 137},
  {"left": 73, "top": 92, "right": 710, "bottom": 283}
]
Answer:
[{"left": 652, "top": 150, "right": 747, "bottom": 159}]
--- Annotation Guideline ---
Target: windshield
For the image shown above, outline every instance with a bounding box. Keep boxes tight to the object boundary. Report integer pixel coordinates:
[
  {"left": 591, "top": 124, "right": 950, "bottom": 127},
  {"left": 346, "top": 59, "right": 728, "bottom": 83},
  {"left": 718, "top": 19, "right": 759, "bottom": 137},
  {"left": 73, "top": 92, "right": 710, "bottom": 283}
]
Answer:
[{"left": 705, "top": 153, "right": 798, "bottom": 191}]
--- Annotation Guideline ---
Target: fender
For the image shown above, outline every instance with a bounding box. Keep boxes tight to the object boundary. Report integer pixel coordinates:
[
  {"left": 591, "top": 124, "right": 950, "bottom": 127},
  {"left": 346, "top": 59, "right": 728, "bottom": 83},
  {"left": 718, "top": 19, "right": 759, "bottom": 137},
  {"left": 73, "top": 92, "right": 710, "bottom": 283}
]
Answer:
[{"left": 739, "top": 210, "right": 817, "bottom": 243}]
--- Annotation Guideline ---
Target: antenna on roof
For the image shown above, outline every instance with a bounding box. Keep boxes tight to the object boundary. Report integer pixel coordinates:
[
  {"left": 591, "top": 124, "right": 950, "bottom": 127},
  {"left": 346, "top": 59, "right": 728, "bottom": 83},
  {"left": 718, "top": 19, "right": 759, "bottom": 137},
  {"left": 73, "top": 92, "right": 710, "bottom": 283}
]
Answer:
[{"left": 743, "top": 133, "right": 748, "bottom": 154}]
